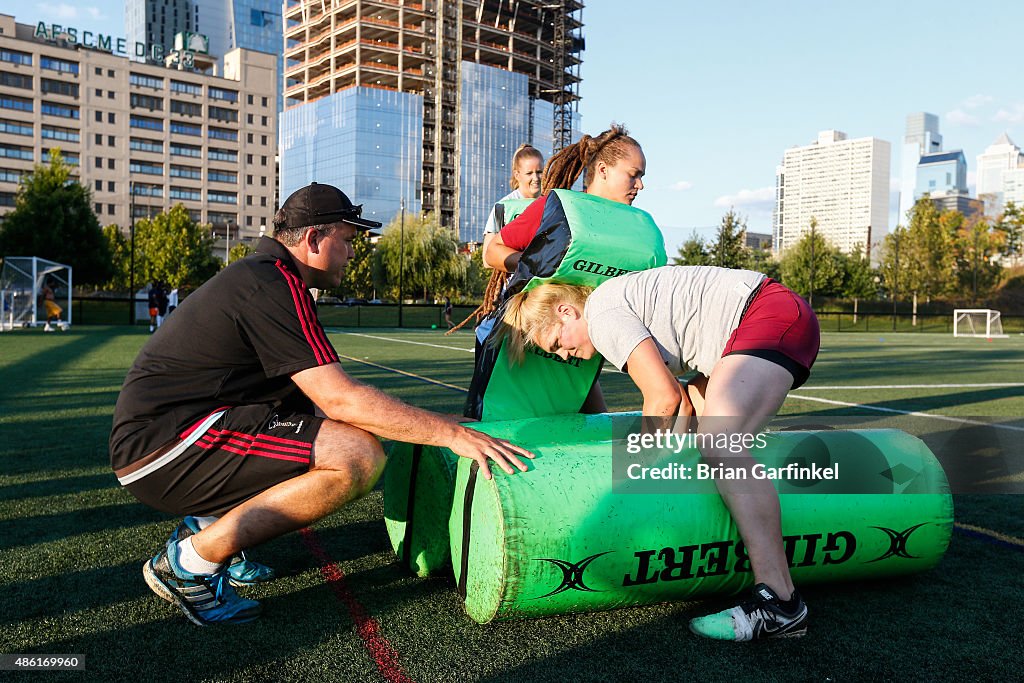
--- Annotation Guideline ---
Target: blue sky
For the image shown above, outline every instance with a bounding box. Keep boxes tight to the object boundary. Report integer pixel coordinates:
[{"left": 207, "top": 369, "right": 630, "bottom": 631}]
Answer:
[{"left": 18, "top": 1, "right": 1024, "bottom": 251}]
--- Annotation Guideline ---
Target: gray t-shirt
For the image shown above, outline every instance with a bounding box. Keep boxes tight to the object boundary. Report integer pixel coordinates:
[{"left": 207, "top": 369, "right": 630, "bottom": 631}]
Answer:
[{"left": 584, "top": 266, "right": 766, "bottom": 376}]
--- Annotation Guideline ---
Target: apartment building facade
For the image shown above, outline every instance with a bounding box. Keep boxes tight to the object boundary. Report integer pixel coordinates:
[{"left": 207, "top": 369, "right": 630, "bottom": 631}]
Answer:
[{"left": 0, "top": 13, "right": 277, "bottom": 239}]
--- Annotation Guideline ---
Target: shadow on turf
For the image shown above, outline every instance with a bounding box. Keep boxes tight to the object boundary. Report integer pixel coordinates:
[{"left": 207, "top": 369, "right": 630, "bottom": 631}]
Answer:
[
  {"left": 0, "top": 502, "right": 168, "bottom": 552},
  {"left": 0, "top": 472, "right": 117, "bottom": 502}
]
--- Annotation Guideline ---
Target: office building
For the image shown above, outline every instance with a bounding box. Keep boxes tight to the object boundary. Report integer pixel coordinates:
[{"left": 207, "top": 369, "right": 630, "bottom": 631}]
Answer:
[
  {"left": 280, "top": 0, "right": 584, "bottom": 243},
  {"left": 898, "top": 112, "right": 943, "bottom": 224},
  {"left": 773, "top": 130, "right": 890, "bottom": 255},
  {"left": 976, "top": 133, "right": 1024, "bottom": 216},
  {"left": 0, "top": 13, "right": 277, "bottom": 239},
  {"left": 125, "top": 0, "right": 284, "bottom": 110},
  {"left": 915, "top": 150, "right": 967, "bottom": 198}
]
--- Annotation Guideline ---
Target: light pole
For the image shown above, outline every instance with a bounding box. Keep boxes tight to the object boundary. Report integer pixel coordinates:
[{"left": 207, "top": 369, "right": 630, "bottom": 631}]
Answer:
[
  {"left": 225, "top": 220, "right": 231, "bottom": 263},
  {"left": 808, "top": 219, "right": 816, "bottom": 308},
  {"left": 129, "top": 181, "right": 136, "bottom": 325},
  {"left": 398, "top": 198, "right": 405, "bottom": 328}
]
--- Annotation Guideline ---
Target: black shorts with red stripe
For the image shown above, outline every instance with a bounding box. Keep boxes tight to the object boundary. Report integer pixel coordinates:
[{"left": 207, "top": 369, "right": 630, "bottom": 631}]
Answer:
[{"left": 124, "top": 404, "right": 323, "bottom": 517}]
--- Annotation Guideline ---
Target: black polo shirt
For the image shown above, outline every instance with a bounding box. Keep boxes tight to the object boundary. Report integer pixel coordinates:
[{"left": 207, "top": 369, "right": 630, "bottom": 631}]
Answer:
[{"left": 110, "top": 237, "right": 339, "bottom": 470}]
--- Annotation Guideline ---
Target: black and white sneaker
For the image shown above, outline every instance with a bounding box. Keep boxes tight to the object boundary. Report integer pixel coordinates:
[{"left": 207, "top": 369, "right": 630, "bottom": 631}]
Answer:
[{"left": 689, "top": 583, "right": 808, "bottom": 641}]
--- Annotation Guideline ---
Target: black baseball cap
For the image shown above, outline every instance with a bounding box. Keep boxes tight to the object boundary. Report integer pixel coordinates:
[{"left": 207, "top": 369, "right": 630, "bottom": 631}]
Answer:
[{"left": 276, "top": 182, "right": 382, "bottom": 231}]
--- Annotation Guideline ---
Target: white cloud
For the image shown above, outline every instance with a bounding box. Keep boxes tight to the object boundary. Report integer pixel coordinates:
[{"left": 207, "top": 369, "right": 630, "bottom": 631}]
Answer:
[
  {"left": 964, "top": 94, "right": 994, "bottom": 109},
  {"left": 946, "top": 108, "right": 980, "bottom": 126},
  {"left": 993, "top": 104, "right": 1024, "bottom": 124},
  {"left": 670, "top": 180, "right": 693, "bottom": 191},
  {"left": 713, "top": 187, "right": 774, "bottom": 211},
  {"left": 39, "top": 3, "right": 103, "bottom": 21}
]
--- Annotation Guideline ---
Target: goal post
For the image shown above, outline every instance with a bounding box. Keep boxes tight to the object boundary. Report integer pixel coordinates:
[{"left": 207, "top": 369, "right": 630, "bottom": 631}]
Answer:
[{"left": 953, "top": 309, "right": 1007, "bottom": 338}]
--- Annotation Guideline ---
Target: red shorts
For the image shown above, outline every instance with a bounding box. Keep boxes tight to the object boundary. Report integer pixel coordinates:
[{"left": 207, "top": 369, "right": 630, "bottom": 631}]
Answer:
[
  {"left": 722, "top": 280, "right": 820, "bottom": 389},
  {"left": 149, "top": 307, "right": 159, "bottom": 317}
]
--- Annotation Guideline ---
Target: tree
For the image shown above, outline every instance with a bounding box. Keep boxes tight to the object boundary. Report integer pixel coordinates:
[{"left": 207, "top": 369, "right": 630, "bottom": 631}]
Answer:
[
  {"left": 228, "top": 241, "right": 253, "bottom": 265},
  {"left": 953, "top": 218, "right": 1002, "bottom": 303},
  {"left": 994, "top": 201, "right": 1023, "bottom": 267},
  {"left": 748, "top": 244, "right": 781, "bottom": 281},
  {"left": 0, "top": 149, "right": 113, "bottom": 285},
  {"left": 100, "top": 224, "right": 132, "bottom": 291},
  {"left": 779, "top": 219, "right": 844, "bottom": 302},
  {"left": 463, "top": 246, "right": 489, "bottom": 301},
  {"left": 373, "top": 212, "right": 465, "bottom": 301},
  {"left": 840, "top": 243, "right": 877, "bottom": 301},
  {"left": 708, "top": 209, "right": 750, "bottom": 269},
  {"left": 879, "top": 225, "right": 910, "bottom": 305},
  {"left": 335, "top": 231, "right": 376, "bottom": 300},
  {"left": 672, "top": 231, "right": 711, "bottom": 266},
  {"left": 129, "top": 204, "right": 221, "bottom": 290},
  {"left": 903, "top": 196, "right": 957, "bottom": 299}
]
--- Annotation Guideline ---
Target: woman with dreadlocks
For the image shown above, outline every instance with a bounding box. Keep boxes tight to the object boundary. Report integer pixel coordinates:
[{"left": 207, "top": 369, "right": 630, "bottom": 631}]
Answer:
[{"left": 483, "top": 123, "right": 645, "bottom": 275}]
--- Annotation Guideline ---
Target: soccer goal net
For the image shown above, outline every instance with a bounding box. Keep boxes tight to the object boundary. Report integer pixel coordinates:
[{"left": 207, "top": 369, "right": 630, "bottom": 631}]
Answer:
[{"left": 953, "top": 309, "right": 1007, "bottom": 338}]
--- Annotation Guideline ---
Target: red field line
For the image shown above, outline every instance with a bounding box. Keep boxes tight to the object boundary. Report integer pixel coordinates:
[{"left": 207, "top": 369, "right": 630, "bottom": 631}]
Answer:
[{"left": 300, "top": 527, "right": 414, "bottom": 683}]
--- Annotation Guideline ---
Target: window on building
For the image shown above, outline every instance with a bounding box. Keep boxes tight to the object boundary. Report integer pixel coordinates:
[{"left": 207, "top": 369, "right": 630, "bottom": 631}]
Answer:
[
  {"left": 108, "top": 135, "right": 115, "bottom": 146},
  {"left": 170, "top": 143, "right": 201, "bottom": 158},
  {"left": 130, "top": 160, "right": 163, "bottom": 175},
  {"left": 247, "top": 94, "right": 253, "bottom": 105},
  {"left": 95, "top": 202, "right": 101, "bottom": 213},
  {"left": 261, "top": 116, "right": 267, "bottom": 126},
  {"left": 0, "top": 95, "right": 32, "bottom": 112},
  {"left": 169, "top": 186, "right": 202, "bottom": 201},
  {"left": 0, "top": 72, "right": 32, "bottom": 90},
  {"left": 108, "top": 112, "right": 115, "bottom": 124},
  {"left": 209, "top": 87, "right": 238, "bottom": 103},
  {"left": 0, "top": 49, "right": 32, "bottom": 66},
  {"left": 209, "top": 148, "right": 238, "bottom": 163},
  {"left": 40, "top": 126, "right": 78, "bottom": 142},
  {"left": 169, "top": 164, "right": 201, "bottom": 180},
  {"left": 41, "top": 79, "right": 79, "bottom": 98},
  {"left": 130, "top": 93, "right": 163, "bottom": 111},
  {"left": 95, "top": 67, "right": 102, "bottom": 76},
  {"left": 170, "top": 101, "right": 202, "bottom": 117},
  {"left": 94, "top": 179, "right": 102, "bottom": 191},
  {"left": 0, "top": 144, "right": 32, "bottom": 160},
  {"left": 94, "top": 157, "right": 103, "bottom": 169},
  {"left": 0, "top": 120, "right": 33, "bottom": 136},
  {"left": 108, "top": 91, "right": 114, "bottom": 99},
  {"left": 209, "top": 191, "right": 237, "bottom": 204},
  {"left": 209, "top": 170, "right": 237, "bottom": 183},
  {"left": 261, "top": 135, "right": 267, "bottom": 145},
  {"left": 131, "top": 138, "right": 163, "bottom": 153},
  {"left": 247, "top": 113, "right": 254, "bottom": 125},
  {"left": 108, "top": 158, "right": 115, "bottom": 170},
  {"left": 107, "top": 181, "right": 115, "bottom": 192},
  {"left": 208, "top": 127, "right": 238, "bottom": 142},
  {"left": 171, "top": 122, "right": 201, "bottom": 136},
  {"left": 41, "top": 102, "right": 79, "bottom": 119},
  {"left": 170, "top": 80, "right": 202, "bottom": 96},
  {"left": 130, "top": 73, "right": 164, "bottom": 90},
  {"left": 95, "top": 88, "right": 102, "bottom": 97},
  {"left": 95, "top": 133, "right": 102, "bottom": 145},
  {"left": 107, "top": 69, "right": 114, "bottom": 77},
  {"left": 108, "top": 204, "right": 115, "bottom": 215},
  {"left": 95, "top": 111, "right": 102, "bottom": 122},
  {"left": 260, "top": 176, "right": 267, "bottom": 187},
  {"left": 246, "top": 195, "right": 253, "bottom": 206},
  {"left": 260, "top": 196, "right": 267, "bottom": 207},
  {"left": 246, "top": 174, "right": 252, "bottom": 184},
  {"left": 40, "top": 56, "right": 79, "bottom": 74},
  {"left": 246, "top": 154, "right": 253, "bottom": 164},
  {"left": 130, "top": 115, "right": 163, "bottom": 131},
  {"left": 261, "top": 156, "right": 267, "bottom": 166},
  {"left": 209, "top": 106, "right": 238, "bottom": 123},
  {"left": 262, "top": 97, "right": 268, "bottom": 108},
  {"left": 247, "top": 133, "right": 253, "bottom": 143}
]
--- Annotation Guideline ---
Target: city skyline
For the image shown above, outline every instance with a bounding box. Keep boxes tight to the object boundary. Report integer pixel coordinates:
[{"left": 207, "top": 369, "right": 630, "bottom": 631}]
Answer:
[{"left": 23, "top": 0, "right": 1024, "bottom": 251}]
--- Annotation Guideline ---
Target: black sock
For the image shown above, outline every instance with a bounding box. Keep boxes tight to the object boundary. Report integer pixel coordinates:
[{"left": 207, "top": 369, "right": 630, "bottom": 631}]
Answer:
[{"left": 776, "top": 591, "right": 802, "bottom": 614}]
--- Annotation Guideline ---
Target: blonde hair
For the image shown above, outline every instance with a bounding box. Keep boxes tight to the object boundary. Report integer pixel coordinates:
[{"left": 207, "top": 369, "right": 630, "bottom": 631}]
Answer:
[
  {"left": 509, "top": 143, "right": 544, "bottom": 190},
  {"left": 495, "top": 283, "right": 593, "bottom": 364}
]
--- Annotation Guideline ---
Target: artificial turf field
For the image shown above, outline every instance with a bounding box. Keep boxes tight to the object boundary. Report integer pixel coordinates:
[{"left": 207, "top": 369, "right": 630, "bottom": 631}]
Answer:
[{"left": 1, "top": 325, "right": 1022, "bottom": 682}]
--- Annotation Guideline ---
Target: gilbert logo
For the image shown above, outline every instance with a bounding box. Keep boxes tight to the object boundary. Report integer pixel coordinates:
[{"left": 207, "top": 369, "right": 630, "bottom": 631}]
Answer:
[
  {"left": 534, "top": 552, "right": 612, "bottom": 598},
  {"left": 268, "top": 415, "right": 304, "bottom": 434},
  {"left": 868, "top": 523, "right": 928, "bottom": 562}
]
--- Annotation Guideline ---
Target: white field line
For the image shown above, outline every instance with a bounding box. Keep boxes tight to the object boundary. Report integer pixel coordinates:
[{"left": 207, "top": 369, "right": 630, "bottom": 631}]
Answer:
[
  {"left": 337, "top": 331, "right": 474, "bottom": 353},
  {"left": 332, "top": 329, "right": 1024, "bottom": 431},
  {"left": 786, "top": 393, "right": 1024, "bottom": 432},
  {"left": 798, "top": 383, "right": 1024, "bottom": 390}
]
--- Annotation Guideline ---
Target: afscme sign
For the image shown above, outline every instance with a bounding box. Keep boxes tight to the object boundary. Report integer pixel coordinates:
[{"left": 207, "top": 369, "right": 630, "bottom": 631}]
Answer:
[{"left": 33, "top": 22, "right": 209, "bottom": 63}]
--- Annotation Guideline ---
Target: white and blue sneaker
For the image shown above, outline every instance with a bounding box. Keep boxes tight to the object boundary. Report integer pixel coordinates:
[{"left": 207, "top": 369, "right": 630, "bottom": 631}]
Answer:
[
  {"left": 143, "top": 531, "right": 261, "bottom": 626},
  {"left": 689, "top": 583, "right": 808, "bottom": 641},
  {"left": 177, "top": 516, "right": 276, "bottom": 587}
]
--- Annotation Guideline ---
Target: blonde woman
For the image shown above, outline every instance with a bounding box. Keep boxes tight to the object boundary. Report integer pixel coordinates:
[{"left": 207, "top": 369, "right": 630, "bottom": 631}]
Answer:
[{"left": 500, "top": 265, "right": 820, "bottom": 642}]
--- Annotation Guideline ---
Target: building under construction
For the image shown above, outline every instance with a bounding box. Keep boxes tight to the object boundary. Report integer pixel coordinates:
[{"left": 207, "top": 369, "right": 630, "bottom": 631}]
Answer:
[{"left": 280, "top": 0, "right": 584, "bottom": 242}]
